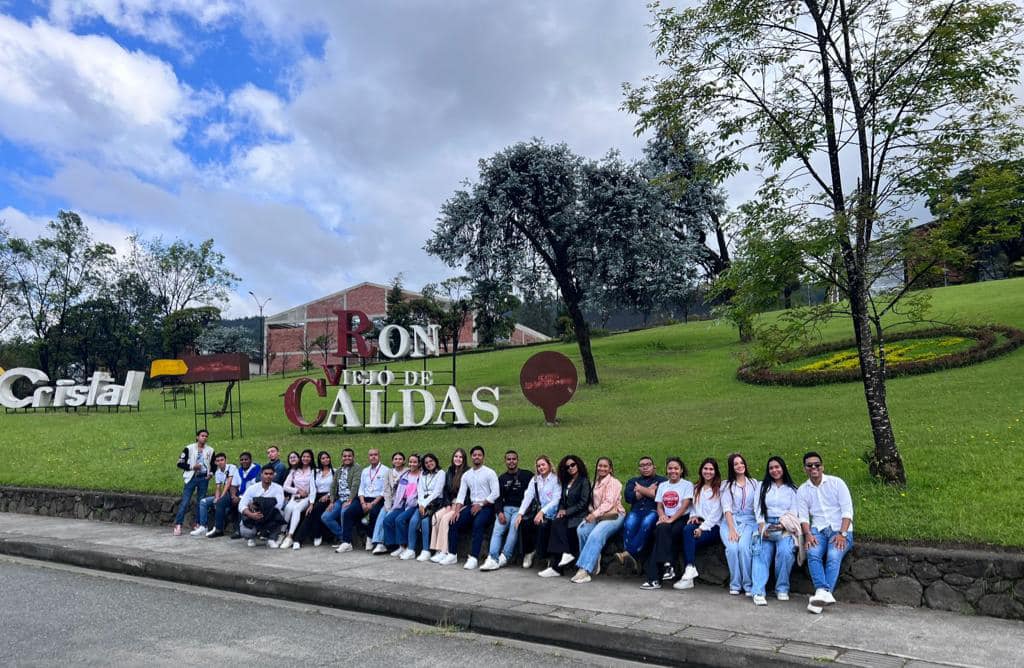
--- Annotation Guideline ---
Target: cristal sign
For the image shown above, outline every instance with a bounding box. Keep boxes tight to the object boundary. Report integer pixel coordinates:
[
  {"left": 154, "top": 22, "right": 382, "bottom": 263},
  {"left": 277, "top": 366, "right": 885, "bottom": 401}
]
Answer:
[{"left": 0, "top": 368, "right": 145, "bottom": 409}]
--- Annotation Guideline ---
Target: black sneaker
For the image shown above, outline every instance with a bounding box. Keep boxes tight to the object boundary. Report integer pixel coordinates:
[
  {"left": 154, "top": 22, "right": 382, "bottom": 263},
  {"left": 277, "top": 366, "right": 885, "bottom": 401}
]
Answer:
[
  {"left": 640, "top": 580, "right": 662, "bottom": 590},
  {"left": 230, "top": 533, "right": 243, "bottom": 540},
  {"left": 662, "top": 564, "right": 676, "bottom": 580}
]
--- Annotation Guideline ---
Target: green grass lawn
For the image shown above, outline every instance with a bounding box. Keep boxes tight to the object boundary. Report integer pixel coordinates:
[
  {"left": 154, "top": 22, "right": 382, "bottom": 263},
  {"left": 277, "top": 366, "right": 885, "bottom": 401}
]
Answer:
[{"left": 3, "top": 278, "right": 1024, "bottom": 548}]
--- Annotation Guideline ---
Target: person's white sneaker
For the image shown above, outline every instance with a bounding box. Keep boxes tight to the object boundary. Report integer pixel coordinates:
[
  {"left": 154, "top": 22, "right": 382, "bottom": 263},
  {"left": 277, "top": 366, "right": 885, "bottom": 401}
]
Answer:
[
  {"left": 729, "top": 589, "right": 741, "bottom": 596},
  {"left": 571, "top": 569, "right": 591, "bottom": 584},
  {"left": 807, "top": 603, "right": 823, "bottom": 614},
  {"left": 479, "top": 557, "right": 500, "bottom": 572},
  {"left": 246, "top": 538, "right": 256, "bottom": 547},
  {"left": 439, "top": 553, "right": 458, "bottom": 566},
  {"left": 363, "top": 540, "right": 372, "bottom": 551},
  {"left": 522, "top": 553, "right": 534, "bottom": 569},
  {"left": 399, "top": 549, "right": 416, "bottom": 560},
  {"left": 390, "top": 547, "right": 404, "bottom": 557},
  {"left": 810, "top": 588, "right": 836, "bottom": 606},
  {"left": 291, "top": 542, "right": 301, "bottom": 550},
  {"left": 430, "top": 552, "right": 446, "bottom": 563},
  {"left": 372, "top": 544, "right": 388, "bottom": 555},
  {"left": 538, "top": 567, "right": 561, "bottom": 578},
  {"left": 416, "top": 551, "right": 432, "bottom": 562},
  {"left": 557, "top": 552, "right": 575, "bottom": 567},
  {"left": 189, "top": 526, "right": 206, "bottom": 536},
  {"left": 682, "top": 565, "right": 699, "bottom": 580},
  {"left": 776, "top": 592, "right": 790, "bottom": 601},
  {"left": 819, "top": 590, "right": 836, "bottom": 605},
  {"left": 336, "top": 542, "right": 353, "bottom": 553},
  {"left": 753, "top": 595, "right": 767, "bottom": 606},
  {"left": 672, "top": 578, "right": 694, "bottom": 590},
  {"left": 280, "top": 536, "right": 293, "bottom": 549},
  {"left": 267, "top": 538, "right": 281, "bottom": 549},
  {"left": 463, "top": 557, "right": 479, "bottom": 570},
  {"left": 313, "top": 537, "right": 323, "bottom": 547},
  {"left": 497, "top": 554, "right": 508, "bottom": 569}
]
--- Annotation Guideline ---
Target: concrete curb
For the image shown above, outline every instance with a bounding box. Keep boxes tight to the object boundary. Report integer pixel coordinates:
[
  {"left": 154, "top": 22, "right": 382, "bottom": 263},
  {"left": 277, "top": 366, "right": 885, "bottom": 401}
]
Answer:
[{"left": 0, "top": 533, "right": 821, "bottom": 667}]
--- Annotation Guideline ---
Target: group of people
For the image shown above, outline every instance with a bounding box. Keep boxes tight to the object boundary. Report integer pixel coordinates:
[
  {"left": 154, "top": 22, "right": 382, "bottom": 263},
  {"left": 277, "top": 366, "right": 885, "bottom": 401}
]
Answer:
[{"left": 174, "top": 430, "right": 854, "bottom": 614}]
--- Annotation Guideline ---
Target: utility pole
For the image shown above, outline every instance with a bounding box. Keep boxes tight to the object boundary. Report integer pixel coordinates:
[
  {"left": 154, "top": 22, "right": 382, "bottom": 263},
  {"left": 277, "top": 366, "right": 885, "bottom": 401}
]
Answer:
[{"left": 248, "top": 291, "right": 271, "bottom": 376}]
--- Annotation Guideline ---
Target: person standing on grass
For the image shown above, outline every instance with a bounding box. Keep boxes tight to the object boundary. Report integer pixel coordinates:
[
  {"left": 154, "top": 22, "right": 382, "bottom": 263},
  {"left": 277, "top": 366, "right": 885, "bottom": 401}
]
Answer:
[
  {"left": 721, "top": 452, "right": 760, "bottom": 596},
  {"left": 538, "top": 455, "right": 591, "bottom": 578},
  {"left": 442, "top": 445, "right": 500, "bottom": 569},
  {"left": 278, "top": 449, "right": 314, "bottom": 550},
  {"left": 337, "top": 448, "right": 388, "bottom": 553},
  {"left": 230, "top": 452, "right": 262, "bottom": 539},
  {"left": 616, "top": 456, "right": 667, "bottom": 571},
  {"left": 640, "top": 457, "right": 692, "bottom": 590},
  {"left": 194, "top": 452, "right": 237, "bottom": 537},
  {"left": 321, "top": 448, "right": 361, "bottom": 547},
  {"left": 751, "top": 456, "right": 800, "bottom": 606},
  {"left": 238, "top": 465, "right": 286, "bottom": 547},
  {"left": 266, "top": 445, "right": 287, "bottom": 485},
  {"left": 571, "top": 457, "right": 626, "bottom": 583},
  {"left": 173, "top": 429, "right": 214, "bottom": 536},
  {"left": 674, "top": 457, "right": 723, "bottom": 591},
  {"left": 798, "top": 452, "right": 854, "bottom": 615},
  {"left": 480, "top": 450, "right": 534, "bottom": 571},
  {"left": 515, "top": 455, "right": 561, "bottom": 569}
]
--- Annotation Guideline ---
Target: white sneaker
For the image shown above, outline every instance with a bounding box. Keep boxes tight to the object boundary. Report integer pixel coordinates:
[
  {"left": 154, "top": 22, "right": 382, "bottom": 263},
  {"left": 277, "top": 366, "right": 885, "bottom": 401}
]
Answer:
[
  {"left": 522, "top": 553, "right": 534, "bottom": 569},
  {"left": 776, "top": 592, "right": 790, "bottom": 601},
  {"left": 558, "top": 552, "right": 575, "bottom": 567},
  {"left": 267, "top": 538, "right": 281, "bottom": 549},
  {"left": 439, "top": 553, "right": 458, "bottom": 566},
  {"left": 291, "top": 542, "right": 301, "bottom": 550},
  {"left": 399, "top": 549, "right": 416, "bottom": 560},
  {"left": 363, "top": 540, "right": 372, "bottom": 551},
  {"left": 479, "top": 557, "right": 500, "bottom": 572},
  {"left": 753, "top": 595, "right": 767, "bottom": 606},
  {"left": 571, "top": 569, "right": 591, "bottom": 584},
  {"left": 497, "top": 554, "right": 508, "bottom": 568},
  {"left": 279, "top": 536, "right": 293, "bottom": 549},
  {"left": 372, "top": 544, "right": 388, "bottom": 555},
  {"left": 336, "top": 542, "right": 353, "bottom": 553},
  {"left": 538, "top": 567, "right": 561, "bottom": 578},
  {"left": 313, "top": 537, "right": 323, "bottom": 547},
  {"left": 682, "top": 565, "right": 699, "bottom": 580},
  {"left": 672, "top": 579, "right": 694, "bottom": 590},
  {"left": 463, "top": 557, "right": 479, "bottom": 570},
  {"left": 246, "top": 538, "right": 256, "bottom": 547},
  {"left": 810, "top": 588, "right": 836, "bottom": 606},
  {"left": 390, "top": 547, "right": 404, "bottom": 557},
  {"left": 189, "top": 526, "right": 206, "bottom": 536},
  {"left": 417, "top": 551, "right": 432, "bottom": 562},
  {"left": 430, "top": 552, "right": 446, "bottom": 563},
  {"left": 807, "top": 603, "right": 823, "bottom": 614}
]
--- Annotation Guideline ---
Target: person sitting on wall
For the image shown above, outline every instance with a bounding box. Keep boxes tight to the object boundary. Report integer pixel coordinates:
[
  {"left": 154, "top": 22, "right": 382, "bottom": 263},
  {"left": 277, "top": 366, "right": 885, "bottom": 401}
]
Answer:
[
  {"left": 238, "top": 465, "right": 286, "bottom": 547},
  {"left": 321, "top": 448, "right": 362, "bottom": 547},
  {"left": 442, "top": 445, "right": 500, "bottom": 569},
  {"left": 194, "top": 452, "right": 237, "bottom": 537},
  {"left": 480, "top": 450, "right": 533, "bottom": 571},
  {"left": 615, "top": 456, "right": 667, "bottom": 571},
  {"left": 538, "top": 455, "right": 591, "bottom": 578},
  {"left": 336, "top": 448, "right": 388, "bottom": 553},
  {"left": 265, "top": 445, "right": 288, "bottom": 486},
  {"left": 798, "top": 451, "right": 854, "bottom": 615},
  {"left": 173, "top": 429, "right": 214, "bottom": 537},
  {"left": 230, "top": 451, "right": 262, "bottom": 539}
]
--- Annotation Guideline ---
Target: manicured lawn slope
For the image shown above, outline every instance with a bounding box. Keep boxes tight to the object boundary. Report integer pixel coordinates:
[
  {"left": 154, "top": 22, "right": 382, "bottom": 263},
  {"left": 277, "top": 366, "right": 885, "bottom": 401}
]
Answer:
[{"left": 3, "top": 278, "right": 1023, "bottom": 547}]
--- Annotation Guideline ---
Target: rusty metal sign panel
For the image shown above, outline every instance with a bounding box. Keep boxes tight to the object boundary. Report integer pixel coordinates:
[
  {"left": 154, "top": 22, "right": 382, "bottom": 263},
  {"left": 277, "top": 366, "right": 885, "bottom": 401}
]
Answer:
[
  {"left": 150, "top": 354, "right": 250, "bottom": 383},
  {"left": 519, "top": 351, "right": 577, "bottom": 425}
]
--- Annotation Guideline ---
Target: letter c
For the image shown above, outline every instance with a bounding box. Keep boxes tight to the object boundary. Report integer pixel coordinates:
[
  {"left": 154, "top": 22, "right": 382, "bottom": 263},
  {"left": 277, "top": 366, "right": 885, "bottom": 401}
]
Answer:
[
  {"left": 0, "top": 368, "right": 49, "bottom": 409},
  {"left": 284, "top": 377, "right": 327, "bottom": 428}
]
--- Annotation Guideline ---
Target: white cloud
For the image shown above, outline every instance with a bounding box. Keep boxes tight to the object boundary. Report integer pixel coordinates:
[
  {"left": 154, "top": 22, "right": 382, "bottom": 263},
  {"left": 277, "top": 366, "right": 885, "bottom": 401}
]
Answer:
[
  {"left": 0, "top": 205, "right": 136, "bottom": 257},
  {"left": 48, "top": 0, "right": 237, "bottom": 48},
  {"left": 228, "top": 84, "right": 290, "bottom": 137}
]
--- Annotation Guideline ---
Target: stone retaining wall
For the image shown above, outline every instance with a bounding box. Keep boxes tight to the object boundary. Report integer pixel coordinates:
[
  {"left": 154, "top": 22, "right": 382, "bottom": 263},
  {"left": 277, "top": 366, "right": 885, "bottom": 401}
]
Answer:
[{"left": 2, "top": 485, "right": 1021, "bottom": 620}]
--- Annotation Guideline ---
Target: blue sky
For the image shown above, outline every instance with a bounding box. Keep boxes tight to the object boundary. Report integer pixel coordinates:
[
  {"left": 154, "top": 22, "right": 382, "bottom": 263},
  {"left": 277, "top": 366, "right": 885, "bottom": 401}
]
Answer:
[{"left": 0, "top": 1, "right": 665, "bottom": 317}]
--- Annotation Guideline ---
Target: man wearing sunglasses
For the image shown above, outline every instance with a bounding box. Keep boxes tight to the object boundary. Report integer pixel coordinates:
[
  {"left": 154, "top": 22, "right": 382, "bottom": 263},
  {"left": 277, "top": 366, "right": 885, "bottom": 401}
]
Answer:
[{"left": 797, "top": 452, "right": 854, "bottom": 615}]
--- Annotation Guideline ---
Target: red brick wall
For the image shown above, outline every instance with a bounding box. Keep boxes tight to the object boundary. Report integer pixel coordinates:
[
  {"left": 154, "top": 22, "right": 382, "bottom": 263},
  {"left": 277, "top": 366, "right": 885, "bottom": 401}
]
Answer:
[
  {"left": 346, "top": 284, "right": 387, "bottom": 315},
  {"left": 268, "top": 326, "right": 306, "bottom": 355},
  {"left": 306, "top": 295, "right": 345, "bottom": 320}
]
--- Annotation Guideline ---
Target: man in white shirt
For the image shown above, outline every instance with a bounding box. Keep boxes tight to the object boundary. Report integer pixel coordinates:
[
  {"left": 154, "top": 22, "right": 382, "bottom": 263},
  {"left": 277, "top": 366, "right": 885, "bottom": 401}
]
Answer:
[
  {"left": 442, "top": 445, "right": 500, "bottom": 568},
  {"left": 238, "top": 465, "right": 286, "bottom": 547},
  {"left": 337, "top": 448, "right": 388, "bottom": 553},
  {"left": 797, "top": 451, "right": 854, "bottom": 614}
]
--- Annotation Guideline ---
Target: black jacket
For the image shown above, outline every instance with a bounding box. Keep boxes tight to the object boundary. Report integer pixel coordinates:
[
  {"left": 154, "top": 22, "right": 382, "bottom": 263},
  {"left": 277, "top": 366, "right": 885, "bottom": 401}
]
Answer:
[{"left": 558, "top": 476, "right": 592, "bottom": 528}]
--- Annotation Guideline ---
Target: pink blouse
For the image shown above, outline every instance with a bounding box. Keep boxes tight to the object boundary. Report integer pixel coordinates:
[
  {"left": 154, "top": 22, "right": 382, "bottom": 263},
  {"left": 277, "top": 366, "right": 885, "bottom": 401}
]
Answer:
[{"left": 590, "top": 475, "right": 626, "bottom": 516}]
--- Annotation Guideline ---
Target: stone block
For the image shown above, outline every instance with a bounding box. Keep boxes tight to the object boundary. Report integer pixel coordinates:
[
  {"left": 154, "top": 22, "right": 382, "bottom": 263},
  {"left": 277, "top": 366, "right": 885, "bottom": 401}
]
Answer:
[
  {"left": 948, "top": 557, "right": 990, "bottom": 579},
  {"left": 911, "top": 560, "right": 941, "bottom": 584},
  {"left": 881, "top": 555, "right": 909, "bottom": 575},
  {"left": 976, "top": 594, "right": 1024, "bottom": 620},
  {"left": 923, "top": 581, "right": 967, "bottom": 613},
  {"left": 942, "top": 573, "right": 973, "bottom": 587},
  {"left": 987, "top": 579, "right": 1010, "bottom": 594},
  {"left": 850, "top": 558, "right": 881, "bottom": 580},
  {"left": 835, "top": 580, "right": 872, "bottom": 604},
  {"left": 871, "top": 576, "right": 922, "bottom": 607}
]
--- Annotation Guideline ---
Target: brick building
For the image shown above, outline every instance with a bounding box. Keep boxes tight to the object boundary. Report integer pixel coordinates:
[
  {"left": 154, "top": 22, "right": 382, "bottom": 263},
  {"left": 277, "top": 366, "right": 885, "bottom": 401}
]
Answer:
[{"left": 264, "top": 282, "right": 550, "bottom": 373}]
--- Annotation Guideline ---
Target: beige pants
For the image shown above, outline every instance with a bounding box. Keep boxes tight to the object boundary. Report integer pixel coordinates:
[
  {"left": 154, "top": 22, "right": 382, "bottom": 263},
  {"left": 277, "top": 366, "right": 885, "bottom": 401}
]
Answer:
[{"left": 430, "top": 507, "right": 458, "bottom": 552}]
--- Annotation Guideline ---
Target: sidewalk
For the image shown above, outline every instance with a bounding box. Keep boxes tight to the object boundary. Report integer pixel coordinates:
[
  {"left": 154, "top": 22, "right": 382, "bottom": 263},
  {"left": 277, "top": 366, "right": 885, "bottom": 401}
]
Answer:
[{"left": 0, "top": 513, "right": 1019, "bottom": 668}]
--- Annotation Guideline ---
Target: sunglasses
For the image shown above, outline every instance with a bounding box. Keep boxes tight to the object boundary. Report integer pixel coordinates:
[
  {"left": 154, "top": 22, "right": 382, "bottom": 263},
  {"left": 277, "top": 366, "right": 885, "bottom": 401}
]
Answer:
[
  {"left": 804, "top": 462, "right": 823, "bottom": 469},
  {"left": 567, "top": 462, "right": 578, "bottom": 468}
]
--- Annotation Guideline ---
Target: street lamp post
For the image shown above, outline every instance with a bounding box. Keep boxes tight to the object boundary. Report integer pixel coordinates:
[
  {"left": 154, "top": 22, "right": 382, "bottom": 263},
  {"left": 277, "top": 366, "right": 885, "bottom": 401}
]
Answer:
[{"left": 249, "top": 291, "right": 271, "bottom": 376}]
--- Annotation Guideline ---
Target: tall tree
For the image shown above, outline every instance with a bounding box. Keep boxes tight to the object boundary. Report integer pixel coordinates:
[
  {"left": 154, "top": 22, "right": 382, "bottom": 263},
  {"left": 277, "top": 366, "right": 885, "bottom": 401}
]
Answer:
[
  {"left": 626, "top": 0, "right": 1024, "bottom": 484},
  {"left": 130, "top": 235, "right": 239, "bottom": 317},
  {"left": 162, "top": 306, "right": 220, "bottom": 357},
  {"left": 0, "top": 222, "right": 20, "bottom": 339},
  {"left": 427, "top": 140, "right": 699, "bottom": 384},
  {"left": 8, "top": 211, "right": 115, "bottom": 377},
  {"left": 471, "top": 276, "right": 520, "bottom": 346}
]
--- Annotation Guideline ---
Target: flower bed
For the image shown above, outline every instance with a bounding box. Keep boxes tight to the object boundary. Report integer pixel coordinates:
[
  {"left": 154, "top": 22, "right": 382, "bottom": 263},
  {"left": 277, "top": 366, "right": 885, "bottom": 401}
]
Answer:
[{"left": 738, "top": 324, "right": 1024, "bottom": 387}]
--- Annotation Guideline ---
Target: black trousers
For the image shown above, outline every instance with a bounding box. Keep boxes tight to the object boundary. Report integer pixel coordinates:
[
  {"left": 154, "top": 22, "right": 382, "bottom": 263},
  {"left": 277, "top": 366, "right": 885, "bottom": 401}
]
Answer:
[
  {"left": 546, "top": 517, "right": 581, "bottom": 572},
  {"left": 645, "top": 516, "right": 688, "bottom": 581},
  {"left": 294, "top": 499, "right": 331, "bottom": 544}
]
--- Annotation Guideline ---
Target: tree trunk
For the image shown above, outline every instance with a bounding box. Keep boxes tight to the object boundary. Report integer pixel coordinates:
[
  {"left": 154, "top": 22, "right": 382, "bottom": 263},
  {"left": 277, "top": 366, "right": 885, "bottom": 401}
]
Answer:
[
  {"left": 565, "top": 298, "right": 599, "bottom": 385},
  {"left": 783, "top": 285, "right": 793, "bottom": 309},
  {"left": 848, "top": 275, "right": 906, "bottom": 485}
]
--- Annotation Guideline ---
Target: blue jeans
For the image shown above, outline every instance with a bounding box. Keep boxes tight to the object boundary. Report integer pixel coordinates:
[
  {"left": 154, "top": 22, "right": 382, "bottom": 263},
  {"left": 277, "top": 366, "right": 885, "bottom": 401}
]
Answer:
[
  {"left": 576, "top": 514, "right": 625, "bottom": 573},
  {"left": 321, "top": 501, "right": 348, "bottom": 540},
  {"left": 383, "top": 506, "right": 418, "bottom": 546},
  {"left": 751, "top": 520, "right": 797, "bottom": 596},
  {"left": 197, "top": 495, "right": 232, "bottom": 530},
  {"left": 806, "top": 527, "right": 853, "bottom": 592},
  {"left": 340, "top": 497, "right": 383, "bottom": 543},
  {"left": 682, "top": 523, "right": 720, "bottom": 567},
  {"left": 721, "top": 519, "right": 757, "bottom": 592},
  {"left": 371, "top": 506, "right": 388, "bottom": 544},
  {"left": 448, "top": 505, "right": 495, "bottom": 558},
  {"left": 487, "top": 506, "right": 521, "bottom": 560},
  {"left": 412, "top": 513, "right": 432, "bottom": 552},
  {"left": 622, "top": 508, "right": 658, "bottom": 558},
  {"left": 175, "top": 476, "right": 209, "bottom": 526}
]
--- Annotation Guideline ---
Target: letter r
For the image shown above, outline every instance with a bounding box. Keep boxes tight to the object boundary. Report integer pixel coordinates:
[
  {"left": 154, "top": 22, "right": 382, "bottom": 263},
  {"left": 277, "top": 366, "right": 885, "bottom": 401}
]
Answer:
[{"left": 333, "top": 310, "right": 372, "bottom": 359}]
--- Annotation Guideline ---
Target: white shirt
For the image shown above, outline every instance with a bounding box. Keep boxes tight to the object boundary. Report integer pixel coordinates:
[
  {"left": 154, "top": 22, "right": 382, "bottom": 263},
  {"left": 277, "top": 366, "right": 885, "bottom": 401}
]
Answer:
[
  {"left": 798, "top": 474, "right": 854, "bottom": 532},
  {"left": 691, "top": 485, "right": 723, "bottom": 531},
  {"left": 312, "top": 468, "right": 334, "bottom": 496},
  {"left": 417, "top": 469, "right": 446, "bottom": 506},
  {"left": 655, "top": 479, "right": 694, "bottom": 518},
  {"left": 456, "top": 466, "right": 500, "bottom": 505},
  {"left": 518, "top": 472, "right": 561, "bottom": 517},
  {"left": 238, "top": 482, "right": 285, "bottom": 512},
  {"left": 212, "top": 464, "right": 238, "bottom": 489},
  {"left": 359, "top": 464, "right": 389, "bottom": 498},
  {"left": 756, "top": 482, "right": 799, "bottom": 524},
  {"left": 721, "top": 478, "right": 760, "bottom": 525}
]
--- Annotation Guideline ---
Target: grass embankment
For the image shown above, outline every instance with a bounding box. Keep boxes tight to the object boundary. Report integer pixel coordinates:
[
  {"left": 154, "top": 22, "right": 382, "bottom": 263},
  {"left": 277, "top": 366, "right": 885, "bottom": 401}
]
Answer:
[{"left": 2, "top": 278, "right": 1023, "bottom": 547}]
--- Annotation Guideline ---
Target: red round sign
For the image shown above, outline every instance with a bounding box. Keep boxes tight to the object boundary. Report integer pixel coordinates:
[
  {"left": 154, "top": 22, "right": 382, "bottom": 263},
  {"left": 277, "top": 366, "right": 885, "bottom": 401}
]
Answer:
[{"left": 519, "top": 351, "right": 578, "bottom": 424}]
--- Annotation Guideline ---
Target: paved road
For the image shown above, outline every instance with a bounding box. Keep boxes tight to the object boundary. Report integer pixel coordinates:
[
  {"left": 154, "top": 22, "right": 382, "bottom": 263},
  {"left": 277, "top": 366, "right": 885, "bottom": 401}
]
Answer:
[{"left": 0, "top": 556, "right": 651, "bottom": 668}]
